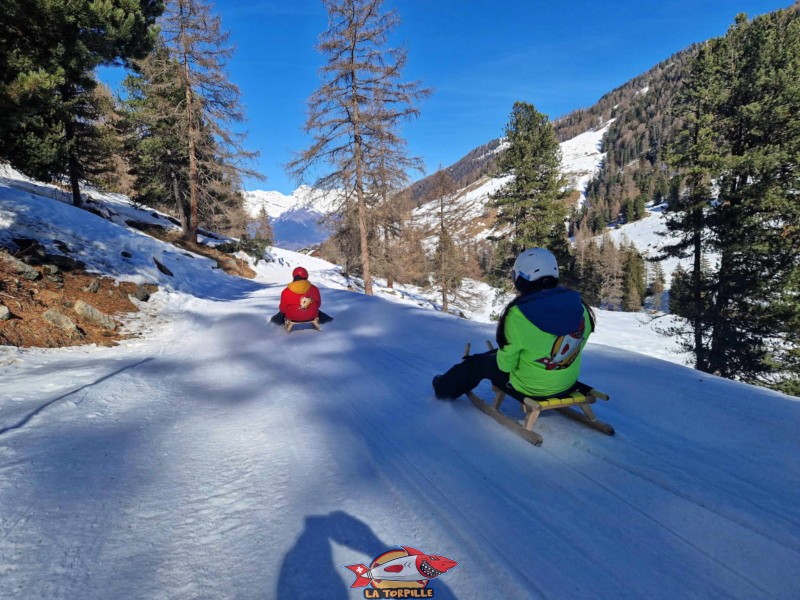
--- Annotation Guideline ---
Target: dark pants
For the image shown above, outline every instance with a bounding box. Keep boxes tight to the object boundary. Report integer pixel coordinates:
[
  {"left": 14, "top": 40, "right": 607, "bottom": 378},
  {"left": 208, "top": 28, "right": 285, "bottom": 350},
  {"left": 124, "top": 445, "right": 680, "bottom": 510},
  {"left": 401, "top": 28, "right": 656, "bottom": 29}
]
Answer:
[
  {"left": 433, "top": 351, "right": 512, "bottom": 400},
  {"left": 271, "top": 311, "right": 333, "bottom": 325}
]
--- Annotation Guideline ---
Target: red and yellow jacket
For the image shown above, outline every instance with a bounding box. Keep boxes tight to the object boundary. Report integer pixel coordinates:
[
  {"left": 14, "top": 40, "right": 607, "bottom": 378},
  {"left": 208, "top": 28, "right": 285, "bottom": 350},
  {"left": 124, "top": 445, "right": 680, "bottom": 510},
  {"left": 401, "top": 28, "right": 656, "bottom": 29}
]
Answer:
[{"left": 280, "top": 280, "right": 321, "bottom": 322}]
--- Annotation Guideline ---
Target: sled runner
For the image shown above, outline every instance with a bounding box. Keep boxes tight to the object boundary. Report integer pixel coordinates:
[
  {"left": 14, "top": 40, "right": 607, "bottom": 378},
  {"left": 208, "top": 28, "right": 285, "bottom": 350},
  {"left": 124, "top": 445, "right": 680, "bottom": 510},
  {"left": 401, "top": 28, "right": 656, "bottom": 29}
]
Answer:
[
  {"left": 463, "top": 342, "right": 614, "bottom": 446},
  {"left": 284, "top": 317, "right": 321, "bottom": 333}
]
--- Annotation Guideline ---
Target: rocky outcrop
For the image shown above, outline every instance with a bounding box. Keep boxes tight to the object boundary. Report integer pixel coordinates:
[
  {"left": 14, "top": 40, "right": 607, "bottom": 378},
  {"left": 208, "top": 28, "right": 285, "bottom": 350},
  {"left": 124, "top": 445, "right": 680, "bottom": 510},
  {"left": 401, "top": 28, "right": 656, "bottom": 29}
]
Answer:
[
  {"left": 9, "top": 238, "right": 85, "bottom": 271},
  {"left": 83, "top": 279, "right": 101, "bottom": 293},
  {"left": 74, "top": 300, "right": 117, "bottom": 331},
  {"left": 42, "top": 308, "right": 79, "bottom": 335},
  {"left": 153, "top": 257, "right": 174, "bottom": 277},
  {"left": 131, "top": 285, "right": 151, "bottom": 302},
  {"left": 1, "top": 251, "right": 41, "bottom": 281}
]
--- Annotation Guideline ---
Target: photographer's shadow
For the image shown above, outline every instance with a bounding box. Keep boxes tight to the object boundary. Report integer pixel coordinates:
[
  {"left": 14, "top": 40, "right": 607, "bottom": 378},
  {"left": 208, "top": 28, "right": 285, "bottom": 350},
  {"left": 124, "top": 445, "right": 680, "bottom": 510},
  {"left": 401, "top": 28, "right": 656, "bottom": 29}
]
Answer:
[{"left": 276, "top": 511, "right": 457, "bottom": 599}]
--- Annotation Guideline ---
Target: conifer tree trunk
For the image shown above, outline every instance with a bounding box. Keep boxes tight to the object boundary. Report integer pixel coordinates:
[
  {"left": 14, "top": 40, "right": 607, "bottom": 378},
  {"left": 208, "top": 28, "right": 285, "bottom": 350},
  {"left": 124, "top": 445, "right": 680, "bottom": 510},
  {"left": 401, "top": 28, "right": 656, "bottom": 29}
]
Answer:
[
  {"left": 691, "top": 210, "right": 706, "bottom": 371},
  {"left": 179, "top": 0, "right": 199, "bottom": 243},
  {"left": 383, "top": 226, "right": 394, "bottom": 289},
  {"left": 348, "top": 15, "right": 373, "bottom": 296},
  {"left": 356, "top": 184, "right": 372, "bottom": 294},
  {"left": 185, "top": 83, "right": 199, "bottom": 242},
  {"left": 440, "top": 195, "right": 448, "bottom": 312},
  {"left": 65, "top": 120, "right": 83, "bottom": 207}
]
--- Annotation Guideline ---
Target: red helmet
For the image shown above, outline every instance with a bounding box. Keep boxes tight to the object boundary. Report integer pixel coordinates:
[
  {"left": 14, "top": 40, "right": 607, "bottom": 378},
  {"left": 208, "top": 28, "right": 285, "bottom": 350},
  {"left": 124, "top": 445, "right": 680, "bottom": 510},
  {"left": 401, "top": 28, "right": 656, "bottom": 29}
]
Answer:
[{"left": 292, "top": 266, "right": 309, "bottom": 280}]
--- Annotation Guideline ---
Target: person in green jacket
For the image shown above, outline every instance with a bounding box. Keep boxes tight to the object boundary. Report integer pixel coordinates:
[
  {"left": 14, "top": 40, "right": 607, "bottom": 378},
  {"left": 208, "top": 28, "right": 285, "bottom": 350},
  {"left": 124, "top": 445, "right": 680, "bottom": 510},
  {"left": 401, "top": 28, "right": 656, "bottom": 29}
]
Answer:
[{"left": 432, "top": 248, "right": 595, "bottom": 400}]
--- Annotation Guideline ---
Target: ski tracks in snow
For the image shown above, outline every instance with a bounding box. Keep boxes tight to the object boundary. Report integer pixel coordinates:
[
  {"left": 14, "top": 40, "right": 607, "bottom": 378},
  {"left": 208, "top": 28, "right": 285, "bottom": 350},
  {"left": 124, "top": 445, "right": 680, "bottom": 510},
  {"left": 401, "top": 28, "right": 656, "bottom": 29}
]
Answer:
[
  {"left": 1, "top": 280, "right": 799, "bottom": 599},
  {"left": 298, "top": 336, "right": 549, "bottom": 598}
]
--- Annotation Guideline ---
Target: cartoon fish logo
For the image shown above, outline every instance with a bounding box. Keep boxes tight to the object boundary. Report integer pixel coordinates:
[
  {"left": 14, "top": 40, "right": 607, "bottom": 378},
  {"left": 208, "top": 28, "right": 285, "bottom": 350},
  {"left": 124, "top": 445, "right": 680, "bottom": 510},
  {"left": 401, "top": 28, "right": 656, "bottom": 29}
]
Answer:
[
  {"left": 345, "top": 546, "right": 458, "bottom": 589},
  {"left": 537, "top": 320, "right": 586, "bottom": 371}
]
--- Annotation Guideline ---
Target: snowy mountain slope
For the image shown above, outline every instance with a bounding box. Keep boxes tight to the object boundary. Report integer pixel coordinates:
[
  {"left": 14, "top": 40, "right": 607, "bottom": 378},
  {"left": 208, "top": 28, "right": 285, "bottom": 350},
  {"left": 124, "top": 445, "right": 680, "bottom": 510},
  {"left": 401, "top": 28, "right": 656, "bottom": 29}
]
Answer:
[
  {"left": 1, "top": 173, "right": 799, "bottom": 599},
  {"left": 559, "top": 121, "right": 611, "bottom": 207},
  {"left": 242, "top": 186, "right": 335, "bottom": 220},
  {"left": 412, "top": 123, "right": 610, "bottom": 237},
  {"left": 0, "top": 167, "right": 259, "bottom": 301},
  {"left": 603, "top": 203, "right": 720, "bottom": 284},
  {"left": 245, "top": 123, "right": 609, "bottom": 250},
  {"left": 243, "top": 186, "right": 337, "bottom": 250}
]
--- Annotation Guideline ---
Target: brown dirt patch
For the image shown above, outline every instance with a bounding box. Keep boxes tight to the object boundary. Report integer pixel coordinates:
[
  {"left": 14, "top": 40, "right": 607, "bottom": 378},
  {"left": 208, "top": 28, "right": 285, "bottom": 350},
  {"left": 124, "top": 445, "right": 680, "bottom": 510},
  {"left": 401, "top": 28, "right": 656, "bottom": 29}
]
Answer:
[
  {"left": 0, "top": 257, "right": 158, "bottom": 349},
  {"left": 125, "top": 222, "right": 256, "bottom": 279}
]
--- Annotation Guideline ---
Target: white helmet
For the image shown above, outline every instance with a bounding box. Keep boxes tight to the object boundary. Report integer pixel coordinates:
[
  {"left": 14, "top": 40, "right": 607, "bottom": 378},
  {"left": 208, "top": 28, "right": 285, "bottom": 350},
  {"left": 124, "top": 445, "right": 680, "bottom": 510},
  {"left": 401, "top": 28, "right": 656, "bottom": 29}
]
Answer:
[{"left": 512, "top": 248, "right": 559, "bottom": 282}]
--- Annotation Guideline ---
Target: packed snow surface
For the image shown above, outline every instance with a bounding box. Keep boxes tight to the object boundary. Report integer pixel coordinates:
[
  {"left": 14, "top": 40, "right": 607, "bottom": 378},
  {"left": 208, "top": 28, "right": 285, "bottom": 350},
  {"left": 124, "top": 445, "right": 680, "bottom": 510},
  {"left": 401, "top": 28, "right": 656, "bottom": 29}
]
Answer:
[{"left": 1, "top": 169, "right": 799, "bottom": 600}]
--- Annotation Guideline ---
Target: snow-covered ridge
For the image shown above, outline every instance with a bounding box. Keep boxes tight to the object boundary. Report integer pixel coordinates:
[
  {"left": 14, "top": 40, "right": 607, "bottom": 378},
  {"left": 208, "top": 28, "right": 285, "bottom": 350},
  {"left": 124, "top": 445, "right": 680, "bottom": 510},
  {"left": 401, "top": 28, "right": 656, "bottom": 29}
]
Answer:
[
  {"left": 411, "top": 121, "right": 612, "bottom": 243},
  {"left": 242, "top": 185, "right": 338, "bottom": 220},
  {"left": 242, "top": 186, "right": 340, "bottom": 250}
]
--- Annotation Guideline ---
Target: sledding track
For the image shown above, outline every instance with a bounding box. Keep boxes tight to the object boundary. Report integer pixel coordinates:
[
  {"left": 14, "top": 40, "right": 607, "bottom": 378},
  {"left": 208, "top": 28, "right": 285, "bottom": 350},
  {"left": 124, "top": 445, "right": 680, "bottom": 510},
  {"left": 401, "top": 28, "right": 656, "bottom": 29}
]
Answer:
[{"left": 1, "top": 279, "right": 799, "bottom": 600}]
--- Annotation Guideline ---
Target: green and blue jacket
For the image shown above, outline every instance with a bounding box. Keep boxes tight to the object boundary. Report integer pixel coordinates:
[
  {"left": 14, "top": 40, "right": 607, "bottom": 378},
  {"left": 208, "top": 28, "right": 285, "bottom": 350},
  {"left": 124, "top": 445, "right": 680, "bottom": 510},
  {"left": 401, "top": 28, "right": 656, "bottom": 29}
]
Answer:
[{"left": 495, "top": 287, "right": 594, "bottom": 397}]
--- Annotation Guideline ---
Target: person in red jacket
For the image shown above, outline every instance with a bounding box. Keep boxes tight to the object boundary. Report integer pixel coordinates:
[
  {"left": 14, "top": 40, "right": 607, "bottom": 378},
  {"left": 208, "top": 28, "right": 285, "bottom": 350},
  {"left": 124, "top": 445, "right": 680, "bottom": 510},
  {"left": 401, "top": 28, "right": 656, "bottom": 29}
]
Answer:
[
  {"left": 279, "top": 266, "right": 321, "bottom": 322},
  {"left": 271, "top": 267, "right": 332, "bottom": 325}
]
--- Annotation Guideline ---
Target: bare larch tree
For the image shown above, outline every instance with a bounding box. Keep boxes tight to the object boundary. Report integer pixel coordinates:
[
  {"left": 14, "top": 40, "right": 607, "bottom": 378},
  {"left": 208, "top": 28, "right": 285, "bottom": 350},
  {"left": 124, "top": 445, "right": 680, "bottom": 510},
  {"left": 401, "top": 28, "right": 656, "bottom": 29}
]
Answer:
[{"left": 289, "top": 0, "right": 429, "bottom": 295}]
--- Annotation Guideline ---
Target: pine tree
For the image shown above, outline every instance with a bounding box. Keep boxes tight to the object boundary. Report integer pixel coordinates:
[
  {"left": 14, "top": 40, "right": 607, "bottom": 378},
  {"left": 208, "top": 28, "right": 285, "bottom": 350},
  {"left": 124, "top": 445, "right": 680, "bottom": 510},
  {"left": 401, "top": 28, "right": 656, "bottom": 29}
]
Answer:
[
  {"left": 649, "top": 262, "right": 666, "bottom": 312},
  {"left": 92, "top": 83, "right": 136, "bottom": 196},
  {"left": 69, "top": 80, "right": 128, "bottom": 194},
  {"left": 375, "top": 217, "right": 430, "bottom": 288},
  {"left": 123, "top": 41, "right": 189, "bottom": 225},
  {"left": 574, "top": 239, "right": 603, "bottom": 307},
  {"left": 288, "top": 0, "right": 429, "bottom": 295},
  {"left": 706, "top": 9, "right": 800, "bottom": 386},
  {"left": 634, "top": 194, "right": 647, "bottom": 220},
  {"left": 393, "top": 222, "right": 430, "bottom": 287},
  {"left": 0, "top": 0, "right": 163, "bottom": 204},
  {"left": 623, "top": 197, "right": 636, "bottom": 224},
  {"left": 622, "top": 244, "right": 646, "bottom": 312},
  {"left": 490, "top": 102, "right": 569, "bottom": 285},
  {"left": 426, "top": 169, "right": 461, "bottom": 312},
  {"left": 598, "top": 234, "right": 624, "bottom": 309},
  {"left": 154, "top": 0, "right": 258, "bottom": 242},
  {"left": 369, "top": 137, "right": 421, "bottom": 290},
  {"left": 662, "top": 39, "right": 725, "bottom": 371},
  {"left": 669, "top": 264, "right": 691, "bottom": 317}
]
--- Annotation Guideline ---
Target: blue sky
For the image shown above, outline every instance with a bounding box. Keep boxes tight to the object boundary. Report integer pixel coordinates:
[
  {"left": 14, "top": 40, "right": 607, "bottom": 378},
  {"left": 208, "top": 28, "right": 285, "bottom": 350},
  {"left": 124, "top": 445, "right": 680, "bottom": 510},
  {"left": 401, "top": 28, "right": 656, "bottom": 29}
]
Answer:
[{"left": 104, "top": 0, "right": 790, "bottom": 193}]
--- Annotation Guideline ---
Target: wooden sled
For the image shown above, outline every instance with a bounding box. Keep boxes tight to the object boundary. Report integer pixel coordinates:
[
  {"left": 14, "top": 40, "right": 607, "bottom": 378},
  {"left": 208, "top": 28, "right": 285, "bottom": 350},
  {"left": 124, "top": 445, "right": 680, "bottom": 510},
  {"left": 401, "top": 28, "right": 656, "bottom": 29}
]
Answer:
[
  {"left": 463, "top": 342, "right": 614, "bottom": 447},
  {"left": 284, "top": 317, "right": 321, "bottom": 333}
]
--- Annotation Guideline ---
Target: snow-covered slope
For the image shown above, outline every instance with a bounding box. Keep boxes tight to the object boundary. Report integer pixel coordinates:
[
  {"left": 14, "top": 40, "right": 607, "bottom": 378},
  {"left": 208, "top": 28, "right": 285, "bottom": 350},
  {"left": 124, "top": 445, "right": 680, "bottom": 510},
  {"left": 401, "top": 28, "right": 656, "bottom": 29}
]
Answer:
[
  {"left": 1, "top": 167, "right": 799, "bottom": 600},
  {"left": 603, "top": 203, "right": 721, "bottom": 284},
  {"left": 243, "top": 186, "right": 338, "bottom": 250},
  {"left": 560, "top": 121, "right": 611, "bottom": 206},
  {"left": 413, "top": 122, "right": 611, "bottom": 235}
]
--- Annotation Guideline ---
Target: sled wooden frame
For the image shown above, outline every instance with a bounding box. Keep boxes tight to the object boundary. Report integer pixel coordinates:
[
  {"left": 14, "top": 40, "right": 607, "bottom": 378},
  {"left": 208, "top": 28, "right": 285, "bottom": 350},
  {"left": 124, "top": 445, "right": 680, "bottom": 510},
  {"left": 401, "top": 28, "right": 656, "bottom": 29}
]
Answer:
[
  {"left": 463, "top": 341, "right": 615, "bottom": 447},
  {"left": 284, "top": 317, "right": 321, "bottom": 333}
]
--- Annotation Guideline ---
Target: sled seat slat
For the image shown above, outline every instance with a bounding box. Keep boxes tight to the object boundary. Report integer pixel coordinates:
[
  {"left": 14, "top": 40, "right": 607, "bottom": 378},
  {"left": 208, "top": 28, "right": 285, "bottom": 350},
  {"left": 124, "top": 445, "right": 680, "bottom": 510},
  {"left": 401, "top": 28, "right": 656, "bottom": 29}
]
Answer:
[
  {"left": 495, "top": 386, "right": 594, "bottom": 410},
  {"left": 284, "top": 317, "right": 321, "bottom": 332},
  {"left": 536, "top": 391, "right": 587, "bottom": 408}
]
